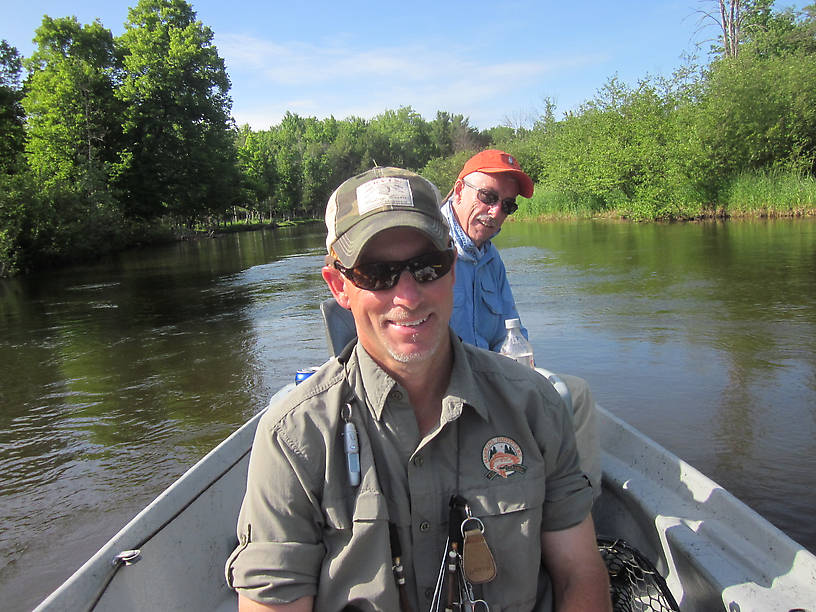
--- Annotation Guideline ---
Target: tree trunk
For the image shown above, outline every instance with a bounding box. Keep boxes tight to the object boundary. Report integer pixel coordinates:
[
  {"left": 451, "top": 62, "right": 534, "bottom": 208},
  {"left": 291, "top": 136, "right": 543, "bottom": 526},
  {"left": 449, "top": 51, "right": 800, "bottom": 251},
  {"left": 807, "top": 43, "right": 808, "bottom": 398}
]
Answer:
[{"left": 718, "top": 0, "right": 743, "bottom": 58}]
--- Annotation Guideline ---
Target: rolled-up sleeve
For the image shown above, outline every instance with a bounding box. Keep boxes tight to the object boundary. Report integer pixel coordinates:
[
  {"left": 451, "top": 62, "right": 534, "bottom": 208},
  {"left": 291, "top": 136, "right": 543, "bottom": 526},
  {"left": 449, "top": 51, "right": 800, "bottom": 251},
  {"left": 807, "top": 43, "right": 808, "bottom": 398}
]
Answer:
[{"left": 225, "top": 412, "right": 325, "bottom": 605}]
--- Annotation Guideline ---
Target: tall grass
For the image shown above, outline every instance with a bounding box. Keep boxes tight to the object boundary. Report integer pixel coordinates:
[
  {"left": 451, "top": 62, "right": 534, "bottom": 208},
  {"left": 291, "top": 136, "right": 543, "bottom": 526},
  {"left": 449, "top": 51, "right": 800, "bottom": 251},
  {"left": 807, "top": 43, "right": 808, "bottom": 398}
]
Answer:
[
  {"left": 514, "top": 171, "right": 816, "bottom": 221},
  {"left": 516, "top": 188, "right": 605, "bottom": 219},
  {"left": 723, "top": 170, "right": 816, "bottom": 216}
]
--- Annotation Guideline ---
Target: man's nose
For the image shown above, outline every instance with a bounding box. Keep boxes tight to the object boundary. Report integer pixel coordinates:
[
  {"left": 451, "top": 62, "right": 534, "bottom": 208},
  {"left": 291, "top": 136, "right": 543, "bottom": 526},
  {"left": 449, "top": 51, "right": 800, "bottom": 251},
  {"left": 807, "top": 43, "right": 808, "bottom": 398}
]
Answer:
[
  {"left": 392, "top": 269, "right": 422, "bottom": 303},
  {"left": 485, "top": 201, "right": 505, "bottom": 217}
]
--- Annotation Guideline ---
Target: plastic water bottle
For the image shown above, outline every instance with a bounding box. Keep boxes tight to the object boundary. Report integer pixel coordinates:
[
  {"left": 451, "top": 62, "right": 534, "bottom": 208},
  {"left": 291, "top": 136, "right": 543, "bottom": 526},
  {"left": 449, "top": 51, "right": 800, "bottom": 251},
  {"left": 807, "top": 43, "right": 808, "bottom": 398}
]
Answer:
[{"left": 498, "top": 318, "right": 535, "bottom": 369}]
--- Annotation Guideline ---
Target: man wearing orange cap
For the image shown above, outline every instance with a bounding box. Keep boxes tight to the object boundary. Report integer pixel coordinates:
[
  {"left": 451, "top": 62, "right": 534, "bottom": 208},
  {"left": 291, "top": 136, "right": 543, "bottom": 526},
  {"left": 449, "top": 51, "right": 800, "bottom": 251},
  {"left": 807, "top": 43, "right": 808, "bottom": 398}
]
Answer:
[
  {"left": 441, "top": 149, "right": 533, "bottom": 350},
  {"left": 442, "top": 150, "right": 601, "bottom": 498}
]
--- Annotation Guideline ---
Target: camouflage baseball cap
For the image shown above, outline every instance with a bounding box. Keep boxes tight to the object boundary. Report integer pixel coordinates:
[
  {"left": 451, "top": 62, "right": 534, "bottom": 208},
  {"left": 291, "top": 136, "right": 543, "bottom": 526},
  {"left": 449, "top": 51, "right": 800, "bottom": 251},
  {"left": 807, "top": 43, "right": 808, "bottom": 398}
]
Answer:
[{"left": 325, "top": 167, "right": 450, "bottom": 267}]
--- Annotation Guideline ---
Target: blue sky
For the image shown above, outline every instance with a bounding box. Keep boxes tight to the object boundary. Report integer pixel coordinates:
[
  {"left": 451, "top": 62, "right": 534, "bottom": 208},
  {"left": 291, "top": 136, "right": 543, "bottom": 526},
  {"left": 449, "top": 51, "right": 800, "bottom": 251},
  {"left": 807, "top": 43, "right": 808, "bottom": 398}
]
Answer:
[{"left": 2, "top": 0, "right": 809, "bottom": 130}]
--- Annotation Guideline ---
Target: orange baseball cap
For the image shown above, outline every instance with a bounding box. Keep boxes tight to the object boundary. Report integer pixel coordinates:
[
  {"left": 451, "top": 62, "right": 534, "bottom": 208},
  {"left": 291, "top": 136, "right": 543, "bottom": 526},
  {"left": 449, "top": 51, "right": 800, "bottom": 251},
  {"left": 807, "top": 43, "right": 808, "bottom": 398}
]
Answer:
[{"left": 457, "top": 149, "right": 534, "bottom": 198}]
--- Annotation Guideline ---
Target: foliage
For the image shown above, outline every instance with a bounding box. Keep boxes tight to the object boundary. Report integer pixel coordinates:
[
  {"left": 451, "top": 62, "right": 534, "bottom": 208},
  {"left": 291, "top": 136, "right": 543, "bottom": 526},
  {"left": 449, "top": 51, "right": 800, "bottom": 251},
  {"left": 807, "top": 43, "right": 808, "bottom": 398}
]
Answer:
[
  {"left": 428, "top": 111, "right": 485, "bottom": 157},
  {"left": 22, "top": 17, "right": 122, "bottom": 194},
  {"left": 697, "top": 48, "right": 816, "bottom": 184},
  {"left": 15, "top": 16, "right": 128, "bottom": 270},
  {"left": 115, "top": 0, "right": 239, "bottom": 222},
  {"left": 420, "top": 150, "right": 477, "bottom": 198},
  {"left": 722, "top": 169, "right": 816, "bottom": 215},
  {"left": 363, "top": 106, "right": 434, "bottom": 170},
  {"left": 0, "top": 172, "right": 29, "bottom": 275},
  {"left": 2, "top": 0, "right": 816, "bottom": 276},
  {"left": 521, "top": 76, "right": 693, "bottom": 219},
  {"left": 0, "top": 41, "right": 25, "bottom": 174}
]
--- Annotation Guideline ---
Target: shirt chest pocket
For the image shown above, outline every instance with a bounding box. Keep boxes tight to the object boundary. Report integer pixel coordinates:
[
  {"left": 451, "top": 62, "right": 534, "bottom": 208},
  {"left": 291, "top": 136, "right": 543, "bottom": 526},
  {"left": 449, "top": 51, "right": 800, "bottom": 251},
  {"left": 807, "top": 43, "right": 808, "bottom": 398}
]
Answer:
[
  {"left": 479, "top": 273, "right": 512, "bottom": 316},
  {"left": 323, "top": 489, "right": 390, "bottom": 531},
  {"left": 477, "top": 272, "right": 503, "bottom": 314},
  {"left": 322, "top": 488, "right": 392, "bottom": 568},
  {"left": 460, "top": 475, "right": 547, "bottom": 609},
  {"left": 319, "top": 490, "right": 396, "bottom": 607}
]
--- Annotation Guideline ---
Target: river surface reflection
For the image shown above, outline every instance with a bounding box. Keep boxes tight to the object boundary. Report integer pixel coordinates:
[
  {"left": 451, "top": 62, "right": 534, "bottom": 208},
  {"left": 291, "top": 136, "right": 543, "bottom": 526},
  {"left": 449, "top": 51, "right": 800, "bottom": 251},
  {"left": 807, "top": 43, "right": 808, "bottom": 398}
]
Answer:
[{"left": 1, "top": 218, "right": 814, "bottom": 611}]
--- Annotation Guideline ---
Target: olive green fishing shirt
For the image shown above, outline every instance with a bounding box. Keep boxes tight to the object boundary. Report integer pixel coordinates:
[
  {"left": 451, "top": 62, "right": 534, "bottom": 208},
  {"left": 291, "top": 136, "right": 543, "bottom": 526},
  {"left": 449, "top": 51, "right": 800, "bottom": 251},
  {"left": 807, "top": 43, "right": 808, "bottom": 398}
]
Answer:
[{"left": 226, "top": 331, "right": 592, "bottom": 611}]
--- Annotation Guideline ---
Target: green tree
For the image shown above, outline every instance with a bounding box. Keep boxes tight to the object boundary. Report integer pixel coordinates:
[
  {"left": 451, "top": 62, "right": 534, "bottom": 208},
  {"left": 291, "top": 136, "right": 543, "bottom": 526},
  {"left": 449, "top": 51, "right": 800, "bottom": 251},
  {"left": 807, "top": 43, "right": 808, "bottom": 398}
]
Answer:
[
  {"left": 325, "top": 116, "right": 368, "bottom": 184},
  {"left": 364, "top": 106, "right": 434, "bottom": 170},
  {"left": 420, "top": 150, "right": 477, "bottom": 197},
  {"left": 300, "top": 116, "right": 334, "bottom": 215},
  {"left": 236, "top": 126, "right": 277, "bottom": 217},
  {"left": 0, "top": 172, "right": 38, "bottom": 276},
  {"left": 269, "top": 111, "right": 306, "bottom": 217},
  {"left": 115, "top": 0, "right": 238, "bottom": 223},
  {"left": 0, "top": 41, "right": 25, "bottom": 174},
  {"left": 19, "top": 16, "right": 126, "bottom": 266},
  {"left": 739, "top": 2, "right": 816, "bottom": 57},
  {"left": 523, "top": 73, "right": 709, "bottom": 219},
  {"left": 23, "top": 17, "right": 122, "bottom": 194},
  {"left": 429, "top": 112, "right": 483, "bottom": 158},
  {"left": 788, "top": 4, "right": 816, "bottom": 54},
  {"left": 696, "top": 48, "right": 816, "bottom": 179},
  {"left": 481, "top": 125, "right": 517, "bottom": 147}
]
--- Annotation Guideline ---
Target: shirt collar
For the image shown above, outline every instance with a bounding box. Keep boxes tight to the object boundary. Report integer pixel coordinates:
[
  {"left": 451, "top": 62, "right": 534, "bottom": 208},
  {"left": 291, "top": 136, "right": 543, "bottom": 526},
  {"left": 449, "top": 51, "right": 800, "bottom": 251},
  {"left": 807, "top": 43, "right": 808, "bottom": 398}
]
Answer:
[
  {"left": 349, "top": 331, "right": 490, "bottom": 424},
  {"left": 350, "top": 344, "right": 397, "bottom": 422}
]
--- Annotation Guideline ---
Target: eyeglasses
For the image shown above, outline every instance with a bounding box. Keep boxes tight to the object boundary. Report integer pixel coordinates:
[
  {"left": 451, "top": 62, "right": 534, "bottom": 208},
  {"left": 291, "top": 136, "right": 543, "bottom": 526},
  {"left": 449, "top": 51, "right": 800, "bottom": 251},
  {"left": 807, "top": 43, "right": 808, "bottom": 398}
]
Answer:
[
  {"left": 334, "top": 248, "right": 455, "bottom": 291},
  {"left": 462, "top": 178, "right": 518, "bottom": 215}
]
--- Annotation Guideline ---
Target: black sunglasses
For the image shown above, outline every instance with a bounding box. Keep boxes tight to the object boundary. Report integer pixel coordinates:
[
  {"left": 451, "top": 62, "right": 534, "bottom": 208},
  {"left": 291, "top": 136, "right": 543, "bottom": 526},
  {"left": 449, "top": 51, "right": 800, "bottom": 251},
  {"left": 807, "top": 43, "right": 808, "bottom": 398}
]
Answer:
[
  {"left": 462, "top": 178, "right": 518, "bottom": 215},
  {"left": 334, "top": 248, "right": 455, "bottom": 291}
]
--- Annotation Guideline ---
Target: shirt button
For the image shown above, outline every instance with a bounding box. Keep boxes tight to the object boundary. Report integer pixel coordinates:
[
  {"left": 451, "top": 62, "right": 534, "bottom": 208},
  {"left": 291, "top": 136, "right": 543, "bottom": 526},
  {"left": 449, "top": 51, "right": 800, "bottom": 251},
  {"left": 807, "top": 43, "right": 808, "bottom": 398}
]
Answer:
[
  {"left": 424, "top": 587, "right": 434, "bottom": 600},
  {"left": 419, "top": 520, "right": 430, "bottom": 532},
  {"left": 413, "top": 455, "right": 424, "bottom": 467},
  {"left": 390, "top": 389, "right": 403, "bottom": 401}
]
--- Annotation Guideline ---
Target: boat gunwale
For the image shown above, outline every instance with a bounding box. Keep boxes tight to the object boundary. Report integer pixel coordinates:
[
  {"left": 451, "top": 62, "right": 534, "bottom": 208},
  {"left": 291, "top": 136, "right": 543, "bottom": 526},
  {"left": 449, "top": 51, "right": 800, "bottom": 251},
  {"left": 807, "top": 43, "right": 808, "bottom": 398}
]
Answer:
[{"left": 33, "top": 383, "right": 296, "bottom": 612}]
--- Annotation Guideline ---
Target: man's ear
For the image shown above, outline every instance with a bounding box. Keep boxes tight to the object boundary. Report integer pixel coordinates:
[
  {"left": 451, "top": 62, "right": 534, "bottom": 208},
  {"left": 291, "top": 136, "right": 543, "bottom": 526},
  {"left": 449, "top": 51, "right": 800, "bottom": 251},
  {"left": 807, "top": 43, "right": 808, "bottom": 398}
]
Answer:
[
  {"left": 453, "top": 179, "right": 465, "bottom": 200},
  {"left": 322, "top": 265, "right": 351, "bottom": 309}
]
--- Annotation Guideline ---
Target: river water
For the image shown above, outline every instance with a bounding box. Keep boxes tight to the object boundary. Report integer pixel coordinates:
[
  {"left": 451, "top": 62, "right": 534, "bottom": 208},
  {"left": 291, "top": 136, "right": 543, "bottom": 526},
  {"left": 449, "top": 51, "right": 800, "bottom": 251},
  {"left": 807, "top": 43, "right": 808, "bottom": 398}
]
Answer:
[{"left": 1, "top": 219, "right": 814, "bottom": 611}]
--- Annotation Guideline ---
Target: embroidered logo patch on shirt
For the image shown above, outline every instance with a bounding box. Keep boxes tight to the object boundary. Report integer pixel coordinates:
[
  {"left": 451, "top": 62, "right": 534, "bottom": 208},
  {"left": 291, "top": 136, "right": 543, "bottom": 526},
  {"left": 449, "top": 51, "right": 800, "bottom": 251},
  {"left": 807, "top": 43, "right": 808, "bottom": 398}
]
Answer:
[{"left": 482, "top": 436, "right": 527, "bottom": 479}]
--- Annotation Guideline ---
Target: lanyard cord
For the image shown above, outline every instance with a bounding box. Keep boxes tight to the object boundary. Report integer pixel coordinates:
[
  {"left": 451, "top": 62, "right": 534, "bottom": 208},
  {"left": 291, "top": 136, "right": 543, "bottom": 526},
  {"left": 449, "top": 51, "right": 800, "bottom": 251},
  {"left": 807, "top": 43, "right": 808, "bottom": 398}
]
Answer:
[
  {"left": 456, "top": 416, "right": 461, "bottom": 499},
  {"left": 340, "top": 348, "right": 475, "bottom": 612},
  {"left": 340, "top": 353, "right": 417, "bottom": 612}
]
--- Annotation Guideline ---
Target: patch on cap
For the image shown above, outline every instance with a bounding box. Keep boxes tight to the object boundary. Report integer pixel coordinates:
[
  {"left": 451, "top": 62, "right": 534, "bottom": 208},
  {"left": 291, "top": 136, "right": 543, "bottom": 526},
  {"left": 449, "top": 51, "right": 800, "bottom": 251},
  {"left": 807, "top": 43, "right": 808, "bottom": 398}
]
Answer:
[{"left": 357, "top": 177, "right": 414, "bottom": 213}]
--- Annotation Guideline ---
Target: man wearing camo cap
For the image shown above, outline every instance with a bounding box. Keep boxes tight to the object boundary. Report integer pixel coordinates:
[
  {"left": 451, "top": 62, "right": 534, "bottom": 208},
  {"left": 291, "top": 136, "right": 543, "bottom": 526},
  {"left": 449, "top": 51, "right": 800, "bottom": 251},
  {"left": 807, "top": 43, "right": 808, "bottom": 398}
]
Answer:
[{"left": 226, "top": 166, "right": 611, "bottom": 612}]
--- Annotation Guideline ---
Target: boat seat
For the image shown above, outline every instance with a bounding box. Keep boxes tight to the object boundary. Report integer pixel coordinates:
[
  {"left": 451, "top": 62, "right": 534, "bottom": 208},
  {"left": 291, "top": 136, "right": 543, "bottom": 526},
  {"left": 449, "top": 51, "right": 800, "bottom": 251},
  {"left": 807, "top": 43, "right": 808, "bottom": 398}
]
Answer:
[{"left": 320, "top": 298, "right": 357, "bottom": 357}]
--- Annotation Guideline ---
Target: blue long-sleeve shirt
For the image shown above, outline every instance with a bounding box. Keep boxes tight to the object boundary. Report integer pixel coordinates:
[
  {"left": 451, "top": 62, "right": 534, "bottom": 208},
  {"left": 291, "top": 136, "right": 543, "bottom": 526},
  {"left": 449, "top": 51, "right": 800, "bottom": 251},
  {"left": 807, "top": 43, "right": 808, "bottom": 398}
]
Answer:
[{"left": 442, "top": 200, "right": 528, "bottom": 351}]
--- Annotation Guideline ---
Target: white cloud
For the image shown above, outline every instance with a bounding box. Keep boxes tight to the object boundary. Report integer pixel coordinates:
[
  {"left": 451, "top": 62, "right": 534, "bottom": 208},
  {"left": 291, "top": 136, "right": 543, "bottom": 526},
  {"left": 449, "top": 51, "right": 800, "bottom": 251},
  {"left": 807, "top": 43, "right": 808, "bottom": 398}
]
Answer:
[{"left": 218, "top": 31, "right": 606, "bottom": 130}]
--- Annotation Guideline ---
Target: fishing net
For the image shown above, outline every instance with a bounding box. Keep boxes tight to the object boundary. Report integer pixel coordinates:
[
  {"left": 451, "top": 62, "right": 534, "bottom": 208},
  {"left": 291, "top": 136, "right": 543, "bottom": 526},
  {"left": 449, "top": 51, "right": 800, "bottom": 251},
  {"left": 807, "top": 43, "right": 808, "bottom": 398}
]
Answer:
[{"left": 598, "top": 537, "right": 681, "bottom": 612}]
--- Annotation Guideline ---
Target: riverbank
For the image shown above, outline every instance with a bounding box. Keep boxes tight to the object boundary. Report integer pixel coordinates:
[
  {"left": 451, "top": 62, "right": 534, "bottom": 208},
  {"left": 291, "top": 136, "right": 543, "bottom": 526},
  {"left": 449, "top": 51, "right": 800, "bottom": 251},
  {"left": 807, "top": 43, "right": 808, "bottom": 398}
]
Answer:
[
  {"left": 0, "top": 217, "right": 323, "bottom": 278},
  {"left": 5, "top": 178, "right": 816, "bottom": 277},
  {"left": 174, "top": 218, "right": 322, "bottom": 239},
  {"left": 515, "top": 207, "right": 816, "bottom": 222},
  {"left": 516, "top": 170, "right": 816, "bottom": 221}
]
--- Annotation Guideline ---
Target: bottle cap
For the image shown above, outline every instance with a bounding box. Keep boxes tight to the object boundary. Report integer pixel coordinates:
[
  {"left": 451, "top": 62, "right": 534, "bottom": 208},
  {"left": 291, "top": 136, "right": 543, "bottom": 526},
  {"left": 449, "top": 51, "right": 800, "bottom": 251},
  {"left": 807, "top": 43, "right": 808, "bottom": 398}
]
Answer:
[{"left": 505, "top": 318, "right": 521, "bottom": 329}]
